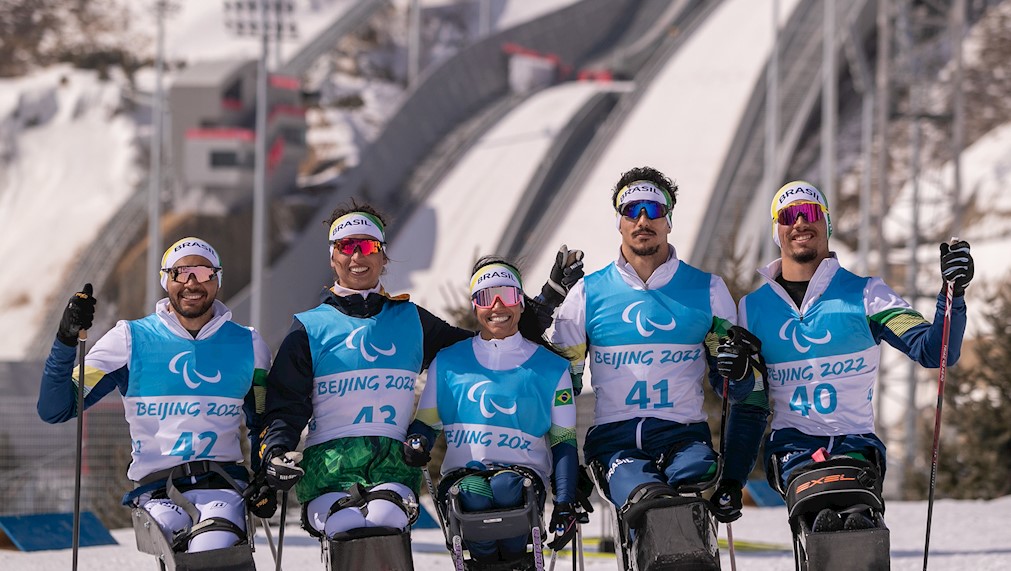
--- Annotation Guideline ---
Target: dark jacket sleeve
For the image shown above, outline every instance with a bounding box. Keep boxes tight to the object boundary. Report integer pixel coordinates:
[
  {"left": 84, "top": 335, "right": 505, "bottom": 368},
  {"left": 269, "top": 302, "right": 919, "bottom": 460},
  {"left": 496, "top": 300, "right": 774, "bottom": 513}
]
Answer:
[
  {"left": 38, "top": 338, "right": 124, "bottom": 423},
  {"left": 721, "top": 394, "right": 771, "bottom": 485},
  {"left": 550, "top": 442, "right": 578, "bottom": 504},
  {"left": 872, "top": 292, "right": 967, "bottom": 367},
  {"left": 417, "top": 305, "right": 474, "bottom": 371},
  {"left": 259, "top": 318, "right": 314, "bottom": 461}
]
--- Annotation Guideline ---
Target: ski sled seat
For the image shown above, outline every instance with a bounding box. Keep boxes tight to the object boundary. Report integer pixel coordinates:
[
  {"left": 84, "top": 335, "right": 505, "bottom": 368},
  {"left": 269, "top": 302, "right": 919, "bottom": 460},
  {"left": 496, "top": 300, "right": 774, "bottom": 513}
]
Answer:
[
  {"left": 772, "top": 454, "right": 890, "bottom": 571},
  {"left": 588, "top": 460, "right": 720, "bottom": 571},
  {"left": 131, "top": 461, "right": 255, "bottom": 571},
  {"left": 438, "top": 466, "right": 548, "bottom": 571},
  {"left": 301, "top": 482, "right": 419, "bottom": 571}
]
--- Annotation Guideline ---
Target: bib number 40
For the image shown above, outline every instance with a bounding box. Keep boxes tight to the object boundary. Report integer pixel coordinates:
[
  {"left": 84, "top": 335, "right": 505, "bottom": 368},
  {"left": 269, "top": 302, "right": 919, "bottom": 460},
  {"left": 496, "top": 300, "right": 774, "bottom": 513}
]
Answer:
[{"left": 789, "top": 384, "right": 837, "bottom": 417}]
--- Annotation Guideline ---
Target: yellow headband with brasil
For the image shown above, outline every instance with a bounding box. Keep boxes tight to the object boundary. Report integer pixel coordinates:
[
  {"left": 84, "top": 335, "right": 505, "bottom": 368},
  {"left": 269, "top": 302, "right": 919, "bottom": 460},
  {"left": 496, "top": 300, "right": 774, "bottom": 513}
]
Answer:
[
  {"left": 470, "top": 263, "right": 523, "bottom": 295},
  {"left": 159, "top": 237, "right": 221, "bottom": 290},
  {"left": 770, "top": 180, "right": 832, "bottom": 246},
  {"left": 328, "top": 212, "right": 386, "bottom": 255}
]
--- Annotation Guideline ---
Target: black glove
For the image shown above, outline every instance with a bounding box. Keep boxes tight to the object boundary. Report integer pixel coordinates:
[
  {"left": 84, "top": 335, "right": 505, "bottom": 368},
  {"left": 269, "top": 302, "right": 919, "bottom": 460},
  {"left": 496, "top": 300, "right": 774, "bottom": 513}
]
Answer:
[
  {"left": 402, "top": 434, "right": 431, "bottom": 467},
  {"left": 540, "top": 244, "right": 585, "bottom": 305},
  {"left": 546, "top": 501, "right": 583, "bottom": 551},
  {"left": 575, "top": 465, "right": 596, "bottom": 515},
  {"left": 710, "top": 480, "right": 743, "bottom": 523},
  {"left": 57, "top": 283, "right": 96, "bottom": 347},
  {"left": 263, "top": 449, "right": 304, "bottom": 492},
  {"left": 243, "top": 475, "right": 278, "bottom": 519},
  {"left": 716, "top": 325, "right": 763, "bottom": 382},
  {"left": 940, "top": 240, "right": 973, "bottom": 297}
]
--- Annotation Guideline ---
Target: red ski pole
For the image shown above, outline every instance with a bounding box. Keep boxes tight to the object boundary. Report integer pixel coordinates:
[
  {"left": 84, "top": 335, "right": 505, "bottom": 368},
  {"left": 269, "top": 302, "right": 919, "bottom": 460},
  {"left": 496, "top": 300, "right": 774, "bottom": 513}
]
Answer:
[{"left": 922, "top": 237, "right": 958, "bottom": 571}]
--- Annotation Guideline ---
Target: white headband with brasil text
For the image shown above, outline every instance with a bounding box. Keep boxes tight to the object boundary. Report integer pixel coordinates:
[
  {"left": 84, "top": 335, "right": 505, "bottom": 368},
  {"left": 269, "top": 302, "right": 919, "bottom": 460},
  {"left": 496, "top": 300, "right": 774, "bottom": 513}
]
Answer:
[{"left": 614, "top": 179, "right": 673, "bottom": 228}]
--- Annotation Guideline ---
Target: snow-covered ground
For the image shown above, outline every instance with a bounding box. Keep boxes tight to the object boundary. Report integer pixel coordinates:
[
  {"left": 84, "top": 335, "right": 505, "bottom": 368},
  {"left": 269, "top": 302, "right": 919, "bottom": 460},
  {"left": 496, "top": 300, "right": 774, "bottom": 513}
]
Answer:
[{"left": 2, "top": 496, "right": 1008, "bottom": 569}]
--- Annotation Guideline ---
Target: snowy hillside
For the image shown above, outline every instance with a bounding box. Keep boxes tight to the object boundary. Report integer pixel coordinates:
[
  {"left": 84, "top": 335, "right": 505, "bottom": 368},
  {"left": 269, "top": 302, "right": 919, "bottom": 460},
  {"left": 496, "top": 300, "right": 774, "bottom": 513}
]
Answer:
[
  {"left": 0, "top": 0, "right": 575, "bottom": 360},
  {"left": 0, "top": 66, "right": 139, "bottom": 360}
]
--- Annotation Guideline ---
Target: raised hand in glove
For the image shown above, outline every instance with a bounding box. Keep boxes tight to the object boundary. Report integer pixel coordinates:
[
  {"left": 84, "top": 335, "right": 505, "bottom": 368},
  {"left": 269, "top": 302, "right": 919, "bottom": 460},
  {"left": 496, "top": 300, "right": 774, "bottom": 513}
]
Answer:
[
  {"left": 264, "top": 449, "right": 304, "bottom": 491},
  {"left": 716, "top": 325, "right": 763, "bottom": 382},
  {"left": 940, "top": 240, "right": 973, "bottom": 297},
  {"left": 57, "top": 283, "right": 96, "bottom": 347},
  {"left": 243, "top": 475, "right": 278, "bottom": 518},
  {"left": 710, "top": 480, "right": 743, "bottom": 523},
  {"left": 546, "top": 501, "right": 585, "bottom": 551},
  {"left": 540, "top": 244, "right": 585, "bottom": 304},
  {"left": 402, "top": 434, "right": 431, "bottom": 468}
]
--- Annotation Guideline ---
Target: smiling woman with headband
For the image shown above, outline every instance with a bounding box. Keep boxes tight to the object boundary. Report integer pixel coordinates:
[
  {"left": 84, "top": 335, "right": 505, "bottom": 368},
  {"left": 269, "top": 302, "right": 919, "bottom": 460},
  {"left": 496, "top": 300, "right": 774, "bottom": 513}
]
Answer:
[
  {"left": 252, "top": 200, "right": 585, "bottom": 565},
  {"left": 404, "top": 256, "right": 581, "bottom": 567},
  {"left": 38, "top": 236, "right": 271, "bottom": 561}
]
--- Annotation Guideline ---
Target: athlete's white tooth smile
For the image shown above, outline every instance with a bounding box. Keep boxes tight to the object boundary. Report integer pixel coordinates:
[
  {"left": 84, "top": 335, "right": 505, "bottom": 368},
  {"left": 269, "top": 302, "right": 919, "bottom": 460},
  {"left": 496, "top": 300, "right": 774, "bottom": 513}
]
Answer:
[{"left": 488, "top": 315, "right": 510, "bottom": 323}]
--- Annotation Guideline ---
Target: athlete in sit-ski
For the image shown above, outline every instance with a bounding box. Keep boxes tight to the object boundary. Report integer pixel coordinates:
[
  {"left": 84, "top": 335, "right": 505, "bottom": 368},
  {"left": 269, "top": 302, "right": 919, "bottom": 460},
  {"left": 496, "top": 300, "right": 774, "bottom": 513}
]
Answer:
[
  {"left": 38, "top": 237, "right": 271, "bottom": 552},
  {"left": 403, "top": 257, "right": 580, "bottom": 566},
  {"left": 718, "top": 181, "right": 973, "bottom": 531},
  {"left": 251, "top": 201, "right": 584, "bottom": 544},
  {"left": 549, "top": 166, "right": 764, "bottom": 530}
]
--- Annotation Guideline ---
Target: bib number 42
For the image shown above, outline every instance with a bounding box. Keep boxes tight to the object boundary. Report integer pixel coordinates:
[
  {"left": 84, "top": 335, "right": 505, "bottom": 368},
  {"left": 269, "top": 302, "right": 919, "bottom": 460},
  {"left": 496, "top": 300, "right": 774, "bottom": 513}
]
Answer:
[{"left": 169, "top": 431, "right": 218, "bottom": 461}]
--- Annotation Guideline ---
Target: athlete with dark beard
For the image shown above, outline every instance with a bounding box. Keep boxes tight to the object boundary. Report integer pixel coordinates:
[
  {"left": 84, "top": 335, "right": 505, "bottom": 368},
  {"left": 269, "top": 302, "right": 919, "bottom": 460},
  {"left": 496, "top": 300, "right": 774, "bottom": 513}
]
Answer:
[
  {"left": 39, "top": 237, "right": 270, "bottom": 554},
  {"left": 550, "top": 167, "right": 764, "bottom": 560},
  {"left": 719, "top": 181, "right": 973, "bottom": 533}
]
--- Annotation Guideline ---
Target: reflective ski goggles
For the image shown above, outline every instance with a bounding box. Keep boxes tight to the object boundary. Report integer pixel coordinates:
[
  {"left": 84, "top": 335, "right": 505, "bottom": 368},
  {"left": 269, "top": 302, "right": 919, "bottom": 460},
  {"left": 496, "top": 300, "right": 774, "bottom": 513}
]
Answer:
[
  {"left": 163, "top": 265, "right": 221, "bottom": 284},
  {"left": 471, "top": 286, "right": 523, "bottom": 309},
  {"left": 775, "top": 202, "right": 825, "bottom": 226},
  {"left": 618, "top": 200, "right": 669, "bottom": 220},
  {"left": 332, "top": 237, "right": 385, "bottom": 256}
]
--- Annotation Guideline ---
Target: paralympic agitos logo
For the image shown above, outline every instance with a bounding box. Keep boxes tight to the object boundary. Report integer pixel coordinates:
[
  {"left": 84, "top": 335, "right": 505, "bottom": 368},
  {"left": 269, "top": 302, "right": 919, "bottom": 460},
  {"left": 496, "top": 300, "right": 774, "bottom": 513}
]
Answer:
[
  {"left": 344, "top": 325, "right": 396, "bottom": 362},
  {"left": 168, "top": 351, "right": 222, "bottom": 389},
  {"left": 621, "top": 301, "right": 676, "bottom": 338}
]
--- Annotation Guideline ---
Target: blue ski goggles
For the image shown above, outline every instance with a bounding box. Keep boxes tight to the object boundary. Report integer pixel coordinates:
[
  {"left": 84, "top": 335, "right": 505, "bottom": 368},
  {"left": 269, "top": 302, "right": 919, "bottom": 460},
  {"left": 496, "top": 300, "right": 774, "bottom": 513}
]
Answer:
[{"left": 618, "top": 200, "right": 669, "bottom": 220}]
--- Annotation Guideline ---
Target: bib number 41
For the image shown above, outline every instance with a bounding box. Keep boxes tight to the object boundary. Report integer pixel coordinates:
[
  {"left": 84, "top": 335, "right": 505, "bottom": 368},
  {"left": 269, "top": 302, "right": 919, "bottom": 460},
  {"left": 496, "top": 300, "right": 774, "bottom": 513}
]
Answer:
[{"left": 625, "top": 379, "right": 675, "bottom": 410}]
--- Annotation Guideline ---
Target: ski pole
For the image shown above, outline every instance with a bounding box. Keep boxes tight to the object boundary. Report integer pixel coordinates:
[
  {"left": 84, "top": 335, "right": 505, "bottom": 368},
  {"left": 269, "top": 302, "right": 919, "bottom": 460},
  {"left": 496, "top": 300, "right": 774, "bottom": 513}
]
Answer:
[
  {"left": 410, "top": 438, "right": 450, "bottom": 542},
  {"left": 923, "top": 237, "right": 958, "bottom": 571},
  {"left": 720, "top": 374, "right": 738, "bottom": 571},
  {"left": 575, "top": 518, "right": 584, "bottom": 571},
  {"left": 725, "top": 521, "right": 737, "bottom": 571},
  {"left": 276, "top": 491, "right": 288, "bottom": 571},
  {"left": 260, "top": 517, "right": 278, "bottom": 564},
  {"left": 72, "top": 284, "right": 91, "bottom": 571}
]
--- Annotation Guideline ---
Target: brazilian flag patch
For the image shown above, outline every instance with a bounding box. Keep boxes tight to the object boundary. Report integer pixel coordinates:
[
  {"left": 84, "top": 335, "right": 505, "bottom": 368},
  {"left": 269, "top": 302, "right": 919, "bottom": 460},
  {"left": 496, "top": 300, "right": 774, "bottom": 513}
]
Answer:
[{"left": 554, "top": 389, "right": 573, "bottom": 406}]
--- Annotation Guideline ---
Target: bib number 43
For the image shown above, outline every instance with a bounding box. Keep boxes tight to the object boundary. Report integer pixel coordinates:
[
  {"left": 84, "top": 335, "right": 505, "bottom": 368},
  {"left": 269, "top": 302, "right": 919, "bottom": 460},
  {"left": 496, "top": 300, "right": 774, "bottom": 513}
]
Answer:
[{"left": 789, "top": 384, "right": 837, "bottom": 417}]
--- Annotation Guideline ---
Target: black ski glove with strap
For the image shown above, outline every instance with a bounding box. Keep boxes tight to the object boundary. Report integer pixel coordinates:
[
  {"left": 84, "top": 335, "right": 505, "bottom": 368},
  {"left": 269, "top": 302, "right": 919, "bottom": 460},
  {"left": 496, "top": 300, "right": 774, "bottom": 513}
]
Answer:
[
  {"left": 57, "top": 283, "right": 96, "bottom": 347},
  {"left": 940, "top": 240, "right": 973, "bottom": 297},
  {"left": 710, "top": 480, "right": 743, "bottom": 523},
  {"left": 540, "top": 244, "right": 584, "bottom": 305}
]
